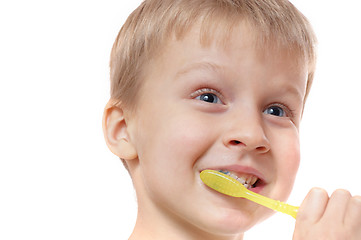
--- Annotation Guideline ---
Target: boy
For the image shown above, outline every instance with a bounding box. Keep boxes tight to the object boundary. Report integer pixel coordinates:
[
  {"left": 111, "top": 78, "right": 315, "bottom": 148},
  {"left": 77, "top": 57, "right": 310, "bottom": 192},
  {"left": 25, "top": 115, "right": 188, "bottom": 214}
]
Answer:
[{"left": 102, "top": 0, "right": 361, "bottom": 239}]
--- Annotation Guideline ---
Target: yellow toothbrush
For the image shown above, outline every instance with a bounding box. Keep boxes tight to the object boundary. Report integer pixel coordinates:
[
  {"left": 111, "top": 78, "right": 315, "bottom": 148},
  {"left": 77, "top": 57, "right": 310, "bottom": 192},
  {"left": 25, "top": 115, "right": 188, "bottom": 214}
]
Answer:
[{"left": 200, "top": 169, "right": 299, "bottom": 219}]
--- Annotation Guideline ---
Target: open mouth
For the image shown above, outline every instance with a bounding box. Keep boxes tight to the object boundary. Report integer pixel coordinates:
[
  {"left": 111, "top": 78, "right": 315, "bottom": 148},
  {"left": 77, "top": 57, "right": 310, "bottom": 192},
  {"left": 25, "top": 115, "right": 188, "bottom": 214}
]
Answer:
[{"left": 218, "top": 170, "right": 263, "bottom": 190}]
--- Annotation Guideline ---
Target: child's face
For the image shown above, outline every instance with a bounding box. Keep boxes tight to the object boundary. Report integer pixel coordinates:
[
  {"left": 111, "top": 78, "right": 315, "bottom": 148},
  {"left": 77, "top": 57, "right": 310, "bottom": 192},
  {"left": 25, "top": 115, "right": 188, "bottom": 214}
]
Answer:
[{"left": 126, "top": 23, "right": 307, "bottom": 235}]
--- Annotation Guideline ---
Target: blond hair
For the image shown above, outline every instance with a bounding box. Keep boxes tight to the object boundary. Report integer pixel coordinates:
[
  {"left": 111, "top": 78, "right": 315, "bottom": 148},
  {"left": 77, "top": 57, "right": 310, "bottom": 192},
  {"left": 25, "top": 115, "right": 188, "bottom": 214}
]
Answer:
[{"left": 109, "top": 0, "right": 316, "bottom": 110}]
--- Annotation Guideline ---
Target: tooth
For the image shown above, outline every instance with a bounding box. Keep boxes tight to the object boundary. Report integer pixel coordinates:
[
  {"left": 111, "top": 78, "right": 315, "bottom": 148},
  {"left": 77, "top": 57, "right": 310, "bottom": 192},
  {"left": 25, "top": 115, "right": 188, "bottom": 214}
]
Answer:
[
  {"left": 249, "top": 176, "right": 257, "bottom": 186},
  {"left": 230, "top": 173, "right": 238, "bottom": 179},
  {"left": 237, "top": 177, "right": 246, "bottom": 184},
  {"left": 219, "top": 170, "right": 259, "bottom": 188},
  {"left": 245, "top": 175, "right": 251, "bottom": 184},
  {"left": 253, "top": 177, "right": 258, "bottom": 185}
]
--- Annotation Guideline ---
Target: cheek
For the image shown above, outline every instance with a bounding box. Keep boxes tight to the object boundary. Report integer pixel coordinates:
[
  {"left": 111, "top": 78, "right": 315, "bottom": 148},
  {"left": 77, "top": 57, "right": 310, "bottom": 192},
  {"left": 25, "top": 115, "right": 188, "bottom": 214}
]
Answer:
[
  {"left": 133, "top": 111, "right": 217, "bottom": 208},
  {"left": 165, "top": 119, "right": 212, "bottom": 160},
  {"left": 272, "top": 130, "right": 300, "bottom": 200},
  {"left": 135, "top": 110, "right": 216, "bottom": 172},
  {"left": 282, "top": 137, "right": 300, "bottom": 175}
]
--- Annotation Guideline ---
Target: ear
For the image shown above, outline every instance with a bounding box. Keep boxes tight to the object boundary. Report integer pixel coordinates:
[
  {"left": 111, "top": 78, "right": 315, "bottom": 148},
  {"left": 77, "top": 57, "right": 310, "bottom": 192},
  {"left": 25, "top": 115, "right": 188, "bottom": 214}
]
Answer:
[{"left": 102, "top": 101, "right": 138, "bottom": 160}]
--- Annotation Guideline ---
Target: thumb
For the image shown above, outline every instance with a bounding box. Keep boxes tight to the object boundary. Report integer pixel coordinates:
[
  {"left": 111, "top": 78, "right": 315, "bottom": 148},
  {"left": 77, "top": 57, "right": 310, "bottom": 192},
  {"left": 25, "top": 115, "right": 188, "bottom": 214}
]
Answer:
[{"left": 297, "top": 188, "right": 329, "bottom": 223}]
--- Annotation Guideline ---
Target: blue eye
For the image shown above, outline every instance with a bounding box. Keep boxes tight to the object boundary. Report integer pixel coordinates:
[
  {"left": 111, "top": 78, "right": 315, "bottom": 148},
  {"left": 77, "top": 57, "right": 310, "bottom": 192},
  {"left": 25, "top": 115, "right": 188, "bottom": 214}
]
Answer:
[
  {"left": 193, "top": 88, "right": 223, "bottom": 104},
  {"left": 196, "top": 93, "right": 220, "bottom": 103},
  {"left": 264, "top": 106, "right": 286, "bottom": 117}
]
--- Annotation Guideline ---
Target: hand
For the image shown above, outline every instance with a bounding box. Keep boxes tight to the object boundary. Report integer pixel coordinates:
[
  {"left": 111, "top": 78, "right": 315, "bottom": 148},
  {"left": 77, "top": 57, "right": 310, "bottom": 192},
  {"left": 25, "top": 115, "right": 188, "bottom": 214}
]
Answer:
[{"left": 293, "top": 188, "right": 361, "bottom": 240}]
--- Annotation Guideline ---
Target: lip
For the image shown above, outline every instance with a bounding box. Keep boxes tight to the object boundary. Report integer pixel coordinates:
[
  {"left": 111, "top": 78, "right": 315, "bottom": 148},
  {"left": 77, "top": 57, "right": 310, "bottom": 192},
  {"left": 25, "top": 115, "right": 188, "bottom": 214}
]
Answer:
[{"left": 199, "top": 164, "right": 267, "bottom": 194}]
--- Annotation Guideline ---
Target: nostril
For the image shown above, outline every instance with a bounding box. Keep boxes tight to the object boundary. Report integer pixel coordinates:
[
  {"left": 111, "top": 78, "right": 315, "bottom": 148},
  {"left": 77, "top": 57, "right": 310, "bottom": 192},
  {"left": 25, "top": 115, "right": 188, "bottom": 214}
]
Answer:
[
  {"left": 228, "top": 140, "right": 269, "bottom": 153},
  {"left": 256, "top": 146, "right": 268, "bottom": 152}
]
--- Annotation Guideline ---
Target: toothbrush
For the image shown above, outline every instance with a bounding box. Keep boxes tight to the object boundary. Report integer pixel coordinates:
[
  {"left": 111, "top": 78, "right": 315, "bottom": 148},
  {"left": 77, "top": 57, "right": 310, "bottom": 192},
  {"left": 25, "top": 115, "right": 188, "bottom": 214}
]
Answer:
[{"left": 200, "top": 169, "right": 299, "bottom": 219}]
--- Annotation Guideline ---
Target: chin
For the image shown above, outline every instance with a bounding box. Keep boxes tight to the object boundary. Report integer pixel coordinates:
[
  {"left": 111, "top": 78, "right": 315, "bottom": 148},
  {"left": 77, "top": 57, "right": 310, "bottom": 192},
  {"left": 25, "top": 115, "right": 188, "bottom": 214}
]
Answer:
[{"left": 195, "top": 207, "right": 260, "bottom": 236}]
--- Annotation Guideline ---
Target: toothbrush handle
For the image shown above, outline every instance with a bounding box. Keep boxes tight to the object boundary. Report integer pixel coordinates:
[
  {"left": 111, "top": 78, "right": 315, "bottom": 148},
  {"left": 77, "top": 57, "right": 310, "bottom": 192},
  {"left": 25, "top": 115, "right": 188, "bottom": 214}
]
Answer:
[{"left": 243, "top": 189, "right": 299, "bottom": 219}]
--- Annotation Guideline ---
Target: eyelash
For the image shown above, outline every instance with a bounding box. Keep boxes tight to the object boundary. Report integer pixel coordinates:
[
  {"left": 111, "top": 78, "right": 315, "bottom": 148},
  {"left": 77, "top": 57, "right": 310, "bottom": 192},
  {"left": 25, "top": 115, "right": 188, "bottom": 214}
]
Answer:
[
  {"left": 264, "top": 102, "right": 295, "bottom": 118},
  {"left": 190, "top": 88, "right": 224, "bottom": 103}
]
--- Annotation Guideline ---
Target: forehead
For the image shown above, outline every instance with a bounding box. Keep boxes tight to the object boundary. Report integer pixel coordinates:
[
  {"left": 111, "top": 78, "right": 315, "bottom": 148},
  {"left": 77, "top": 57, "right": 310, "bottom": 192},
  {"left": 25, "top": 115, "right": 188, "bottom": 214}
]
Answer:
[
  {"left": 153, "top": 21, "right": 307, "bottom": 75},
  {"left": 144, "top": 21, "right": 307, "bottom": 97}
]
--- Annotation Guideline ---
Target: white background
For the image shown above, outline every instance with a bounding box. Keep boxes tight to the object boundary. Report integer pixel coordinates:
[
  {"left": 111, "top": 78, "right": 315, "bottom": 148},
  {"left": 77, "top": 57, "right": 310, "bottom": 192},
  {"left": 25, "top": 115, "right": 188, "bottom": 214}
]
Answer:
[{"left": 0, "top": 0, "right": 360, "bottom": 239}]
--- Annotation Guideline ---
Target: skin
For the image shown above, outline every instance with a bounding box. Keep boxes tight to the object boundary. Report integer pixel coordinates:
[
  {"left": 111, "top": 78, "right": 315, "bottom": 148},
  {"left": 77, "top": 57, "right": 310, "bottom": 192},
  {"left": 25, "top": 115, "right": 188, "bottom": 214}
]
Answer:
[
  {"left": 294, "top": 188, "right": 361, "bottom": 239},
  {"left": 103, "top": 23, "right": 361, "bottom": 240}
]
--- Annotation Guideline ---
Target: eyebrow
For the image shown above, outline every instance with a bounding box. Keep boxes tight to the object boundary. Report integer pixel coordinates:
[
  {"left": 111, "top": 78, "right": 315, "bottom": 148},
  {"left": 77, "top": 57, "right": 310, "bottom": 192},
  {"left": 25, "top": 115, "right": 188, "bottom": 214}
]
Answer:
[
  {"left": 175, "top": 61, "right": 222, "bottom": 79},
  {"left": 277, "top": 83, "right": 305, "bottom": 106},
  {"left": 175, "top": 61, "right": 305, "bottom": 103}
]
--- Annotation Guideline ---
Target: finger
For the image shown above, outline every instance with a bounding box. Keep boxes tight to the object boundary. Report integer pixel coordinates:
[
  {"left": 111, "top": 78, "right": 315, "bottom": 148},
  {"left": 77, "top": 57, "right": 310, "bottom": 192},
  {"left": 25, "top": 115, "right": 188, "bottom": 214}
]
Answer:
[
  {"left": 344, "top": 195, "right": 361, "bottom": 231},
  {"left": 323, "top": 189, "right": 351, "bottom": 223},
  {"left": 297, "top": 188, "right": 329, "bottom": 223}
]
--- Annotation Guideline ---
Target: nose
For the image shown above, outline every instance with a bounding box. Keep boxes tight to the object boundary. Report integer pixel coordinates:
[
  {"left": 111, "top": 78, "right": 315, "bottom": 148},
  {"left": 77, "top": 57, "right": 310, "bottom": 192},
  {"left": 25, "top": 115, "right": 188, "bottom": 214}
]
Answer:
[{"left": 223, "top": 114, "right": 270, "bottom": 154}]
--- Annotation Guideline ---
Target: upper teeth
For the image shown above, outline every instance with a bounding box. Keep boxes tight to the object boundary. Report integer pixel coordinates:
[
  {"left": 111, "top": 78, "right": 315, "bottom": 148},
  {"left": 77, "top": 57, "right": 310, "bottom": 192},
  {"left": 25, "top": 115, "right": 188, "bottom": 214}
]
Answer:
[{"left": 219, "top": 170, "right": 258, "bottom": 189}]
